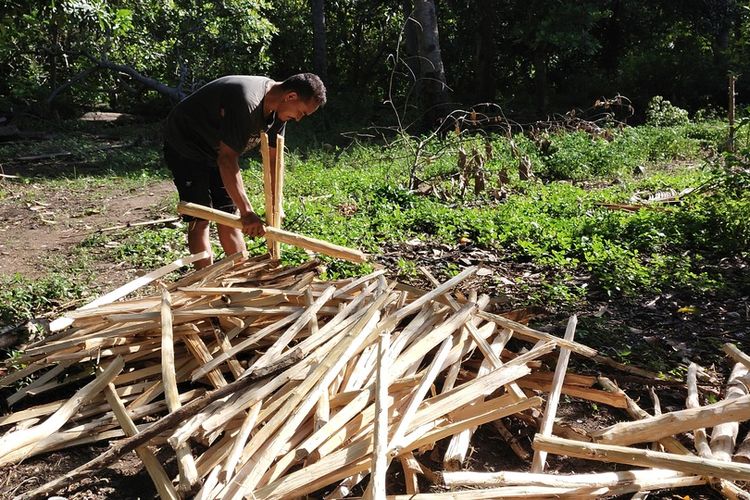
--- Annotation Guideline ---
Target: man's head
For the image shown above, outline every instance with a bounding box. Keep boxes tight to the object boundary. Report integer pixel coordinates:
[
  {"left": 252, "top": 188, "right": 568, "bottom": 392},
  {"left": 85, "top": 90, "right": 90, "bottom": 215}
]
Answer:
[{"left": 275, "top": 73, "right": 326, "bottom": 122}]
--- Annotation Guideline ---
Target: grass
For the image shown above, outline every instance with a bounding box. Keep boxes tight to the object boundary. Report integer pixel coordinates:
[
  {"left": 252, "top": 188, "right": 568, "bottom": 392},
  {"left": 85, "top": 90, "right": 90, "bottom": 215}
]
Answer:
[{"left": 1, "top": 116, "right": 747, "bottom": 331}]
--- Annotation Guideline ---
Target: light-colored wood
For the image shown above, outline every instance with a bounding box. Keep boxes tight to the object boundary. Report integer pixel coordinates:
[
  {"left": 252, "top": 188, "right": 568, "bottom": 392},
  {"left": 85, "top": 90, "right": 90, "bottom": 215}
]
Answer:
[
  {"left": 177, "top": 201, "right": 368, "bottom": 262},
  {"left": 399, "top": 453, "right": 422, "bottom": 495},
  {"left": 365, "top": 332, "right": 391, "bottom": 500},
  {"left": 219, "top": 292, "right": 389, "bottom": 498},
  {"left": 103, "top": 380, "right": 180, "bottom": 500},
  {"left": 271, "top": 134, "right": 285, "bottom": 258},
  {"left": 534, "top": 434, "right": 750, "bottom": 482},
  {"left": 711, "top": 363, "right": 749, "bottom": 461},
  {"left": 49, "top": 251, "right": 209, "bottom": 332},
  {"left": 0, "top": 356, "right": 124, "bottom": 461},
  {"left": 532, "top": 314, "right": 577, "bottom": 472},
  {"left": 687, "top": 362, "right": 713, "bottom": 458},
  {"left": 478, "top": 310, "right": 597, "bottom": 358},
  {"left": 590, "top": 392, "right": 750, "bottom": 447},
  {"left": 596, "top": 376, "right": 691, "bottom": 455},
  {"left": 724, "top": 343, "right": 750, "bottom": 371},
  {"left": 261, "top": 132, "right": 274, "bottom": 255},
  {"left": 389, "top": 336, "right": 452, "bottom": 451},
  {"left": 442, "top": 468, "right": 701, "bottom": 488},
  {"left": 160, "top": 285, "right": 199, "bottom": 493}
]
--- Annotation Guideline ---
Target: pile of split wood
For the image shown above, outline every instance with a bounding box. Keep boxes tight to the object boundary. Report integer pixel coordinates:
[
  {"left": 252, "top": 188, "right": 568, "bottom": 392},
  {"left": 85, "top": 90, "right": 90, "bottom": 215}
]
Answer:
[{"left": 1, "top": 251, "right": 750, "bottom": 499}]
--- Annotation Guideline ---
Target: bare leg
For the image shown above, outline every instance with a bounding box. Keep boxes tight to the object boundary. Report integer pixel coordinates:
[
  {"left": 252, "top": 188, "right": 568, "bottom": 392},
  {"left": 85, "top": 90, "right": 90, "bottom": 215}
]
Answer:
[
  {"left": 187, "top": 219, "right": 212, "bottom": 269},
  {"left": 217, "top": 224, "right": 247, "bottom": 257}
]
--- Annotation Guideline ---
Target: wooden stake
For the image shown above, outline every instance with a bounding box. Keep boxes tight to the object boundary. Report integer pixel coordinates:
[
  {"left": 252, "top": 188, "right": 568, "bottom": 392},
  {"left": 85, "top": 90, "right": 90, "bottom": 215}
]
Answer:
[
  {"left": 687, "top": 362, "right": 713, "bottom": 458},
  {"left": 0, "top": 356, "right": 124, "bottom": 461},
  {"left": 711, "top": 363, "right": 749, "bottom": 461},
  {"left": 534, "top": 434, "right": 750, "bottom": 482},
  {"left": 365, "top": 332, "right": 391, "bottom": 500},
  {"left": 103, "top": 380, "right": 180, "bottom": 500},
  {"left": 531, "top": 314, "right": 576, "bottom": 472},
  {"left": 177, "top": 201, "right": 368, "bottom": 263},
  {"left": 160, "top": 285, "right": 199, "bottom": 493}
]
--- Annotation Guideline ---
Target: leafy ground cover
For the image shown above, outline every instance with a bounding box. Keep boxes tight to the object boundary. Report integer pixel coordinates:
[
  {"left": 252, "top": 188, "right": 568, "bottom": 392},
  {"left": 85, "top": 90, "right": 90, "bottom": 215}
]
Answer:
[{"left": 0, "top": 114, "right": 748, "bottom": 497}]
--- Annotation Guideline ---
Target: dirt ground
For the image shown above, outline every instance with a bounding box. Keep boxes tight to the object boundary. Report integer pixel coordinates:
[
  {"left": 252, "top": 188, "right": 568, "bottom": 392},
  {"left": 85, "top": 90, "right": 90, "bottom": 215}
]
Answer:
[{"left": 0, "top": 142, "right": 748, "bottom": 498}]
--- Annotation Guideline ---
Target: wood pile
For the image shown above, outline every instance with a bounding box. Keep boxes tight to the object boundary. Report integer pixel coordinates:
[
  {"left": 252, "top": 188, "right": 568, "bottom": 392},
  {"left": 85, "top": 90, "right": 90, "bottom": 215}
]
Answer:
[{"left": 1, "top": 251, "right": 750, "bottom": 499}]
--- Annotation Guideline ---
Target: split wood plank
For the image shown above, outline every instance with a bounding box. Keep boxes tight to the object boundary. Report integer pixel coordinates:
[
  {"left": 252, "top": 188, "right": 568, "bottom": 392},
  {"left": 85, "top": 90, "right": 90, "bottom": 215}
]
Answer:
[
  {"left": 160, "top": 285, "right": 199, "bottom": 492},
  {"left": 49, "top": 251, "right": 210, "bottom": 332},
  {"left": 0, "top": 356, "right": 124, "bottom": 462},
  {"left": 590, "top": 393, "right": 750, "bottom": 446},
  {"left": 177, "top": 201, "right": 368, "bottom": 263},
  {"left": 687, "top": 362, "right": 713, "bottom": 458},
  {"left": 531, "top": 314, "right": 577, "bottom": 473},
  {"left": 534, "top": 434, "right": 750, "bottom": 482},
  {"left": 103, "top": 380, "right": 180, "bottom": 500}
]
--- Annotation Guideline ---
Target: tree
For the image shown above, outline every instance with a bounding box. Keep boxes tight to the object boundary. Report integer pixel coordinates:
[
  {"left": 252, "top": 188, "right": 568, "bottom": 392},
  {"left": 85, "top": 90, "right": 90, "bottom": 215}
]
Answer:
[
  {"left": 411, "top": 0, "right": 449, "bottom": 127},
  {"left": 310, "top": 0, "right": 328, "bottom": 83}
]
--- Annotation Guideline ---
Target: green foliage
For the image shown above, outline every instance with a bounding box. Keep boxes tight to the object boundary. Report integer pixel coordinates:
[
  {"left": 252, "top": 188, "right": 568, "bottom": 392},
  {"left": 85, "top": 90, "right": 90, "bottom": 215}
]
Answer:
[
  {"left": 646, "top": 96, "right": 691, "bottom": 127},
  {"left": 0, "top": 274, "right": 85, "bottom": 325},
  {"left": 109, "top": 227, "right": 186, "bottom": 268}
]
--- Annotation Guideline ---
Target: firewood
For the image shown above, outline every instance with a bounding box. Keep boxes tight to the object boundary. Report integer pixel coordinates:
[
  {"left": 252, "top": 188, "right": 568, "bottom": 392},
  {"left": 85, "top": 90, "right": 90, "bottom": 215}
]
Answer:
[
  {"left": 103, "top": 380, "right": 179, "bottom": 500},
  {"left": 687, "top": 362, "right": 713, "bottom": 458},
  {"left": 595, "top": 376, "right": 702, "bottom": 453},
  {"left": 711, "top": 363, "right": 750, "bottom": 461},
  {"left": 177, "top": 201, "right": 368, "bottom": 263},
  {"left": 0, "top": 356, "right": 123, "bottom": 462},
  {"left": 531, "top": 315, "right": 577, "bottom": 473},
  {"left": 724, "top": 343, "right": 750, "bottom": 372},
  {"left": 49, "top": 251, "right": 210, "bottom": 332},
  {"left": 364, "top": 332, "right": 391, "bottom": 500},
  {"left": 534, "top": 434, "right": 750, "bottom": 482},
  {"left": 160, "top": 285, "right": 199, "bottom": 493},
  {"left": 442, "top": 468, "right": 701, "bottom": 488}
]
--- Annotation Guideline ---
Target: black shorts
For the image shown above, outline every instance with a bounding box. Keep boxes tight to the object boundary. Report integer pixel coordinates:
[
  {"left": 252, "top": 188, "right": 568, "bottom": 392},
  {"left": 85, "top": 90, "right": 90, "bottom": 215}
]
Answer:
[{"left": 164, "top": 141, "right": 237, "bottom": 222}]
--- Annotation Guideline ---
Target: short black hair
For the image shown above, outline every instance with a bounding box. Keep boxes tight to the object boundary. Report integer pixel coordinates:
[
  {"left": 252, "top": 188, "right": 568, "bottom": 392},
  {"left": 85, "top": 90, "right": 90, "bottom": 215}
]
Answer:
[{"left": 279, "top": 73, "right": 327, "bottom": 106}]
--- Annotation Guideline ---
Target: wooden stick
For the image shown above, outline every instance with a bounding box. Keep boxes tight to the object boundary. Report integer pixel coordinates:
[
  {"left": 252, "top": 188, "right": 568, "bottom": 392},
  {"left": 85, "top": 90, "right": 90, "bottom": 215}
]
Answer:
[
  {"left": 491, "top": 419, "right": 530, "bottom": 461},
  {"left": 687, "top": 362, "right": 713, "bottom": 458},
  {"left": 49, "top": 251, "right": 209, "bottom": 332},
  {"left": 160, "top": 285, "right": 199, "bottom": 493},
  {"left": 399, "top": 453, "right": 422, "bottom": 495},
  {"left": 261, "top": 131, "right": 273, "bottom": 235},
  {"left": 221, "top": 292, "right": 390, "bottom": 497},
  {"left": 590, "top": 393, "right": 750, "bottom": 447},
  {"left": 15, "top": 351, "right": 302, "bottom": 500},
  {"left": 478, "top": 310, "right": 597, "bottom": 358},
  {"left": 711, "top": 363, "right": 749, "bottom": 461},
  {"left": 724, "top": 343, "right": 750, "bottom": 371},
  {"left": 0, "top": 356, "right": 124, "bottom": 462},
  {"left": 365, "top": 332, "right": 391, "bottom": 500},
  {"left": 534, "top": 434, "right": 750, "bottom": 482},
  {"left": 442, "top": 468, "right": 701, "bottom": 488},
  {"left": 596, "top": 376, "right": 691, "bottom": 454},
  {"left": 271, "top": 134, "right": 285, "bottom": 259},
  {"left": 177, "top": 201, "right": 368, "bottom": 263},
  {"left": 531, "top": 314, "right": 577, "bottom": 472},
  {"left": 103, "top": 380, "right": 180, "bottom": 500}
]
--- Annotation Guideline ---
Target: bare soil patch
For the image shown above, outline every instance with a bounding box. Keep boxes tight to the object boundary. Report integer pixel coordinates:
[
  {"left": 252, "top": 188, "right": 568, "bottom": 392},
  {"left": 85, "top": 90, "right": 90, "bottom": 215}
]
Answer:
[{"left": 0, "top": 177, "right": 175, "bottom": 282}]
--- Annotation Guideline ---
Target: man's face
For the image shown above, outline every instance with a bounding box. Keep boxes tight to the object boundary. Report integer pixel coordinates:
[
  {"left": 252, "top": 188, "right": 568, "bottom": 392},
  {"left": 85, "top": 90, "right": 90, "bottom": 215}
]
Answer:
[{"left": 277, "top": 92, "right": 319, "bottom": 122}]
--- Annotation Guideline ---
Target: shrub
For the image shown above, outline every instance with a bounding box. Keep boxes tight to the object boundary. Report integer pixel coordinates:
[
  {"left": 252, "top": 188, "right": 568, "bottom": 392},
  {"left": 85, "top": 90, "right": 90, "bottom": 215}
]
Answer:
[{"left": 646, "top": 96, "right": 690, "bottom": 126}]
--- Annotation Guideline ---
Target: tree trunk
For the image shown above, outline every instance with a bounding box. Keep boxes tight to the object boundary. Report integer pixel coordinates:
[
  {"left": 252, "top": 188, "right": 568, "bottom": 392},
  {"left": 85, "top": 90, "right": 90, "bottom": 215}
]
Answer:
[
  {"left": 533, "top": 48, "right": 548, "bottom": 112},
  {"left": 474, "top": 0, "right": 496, "bottom": 103},
  {"left": 310, "top": 0, "right": 328, "bottom": 83},
  {"left": 402, "top": 1, "right": 420, "bottom": 85},
  {"left": 412, "top": 0, "right": 449, "bottom": 128}
]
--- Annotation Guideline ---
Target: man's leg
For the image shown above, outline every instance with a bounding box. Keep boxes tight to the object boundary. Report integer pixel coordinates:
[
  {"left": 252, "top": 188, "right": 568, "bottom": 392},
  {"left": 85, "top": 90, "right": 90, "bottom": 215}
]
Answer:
[
  {"left": 217, "top": 224, "right": 247, "bottom": 257},
  {"left": 187, "top": 219, "right": 212, "bottom": 269}
]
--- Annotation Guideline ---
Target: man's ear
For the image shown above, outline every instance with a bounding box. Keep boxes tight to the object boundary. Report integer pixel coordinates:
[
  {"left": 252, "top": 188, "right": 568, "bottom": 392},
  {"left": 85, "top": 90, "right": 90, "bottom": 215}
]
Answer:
[{"left": 284, "top": 91, "right": 299, "bottom": 102}]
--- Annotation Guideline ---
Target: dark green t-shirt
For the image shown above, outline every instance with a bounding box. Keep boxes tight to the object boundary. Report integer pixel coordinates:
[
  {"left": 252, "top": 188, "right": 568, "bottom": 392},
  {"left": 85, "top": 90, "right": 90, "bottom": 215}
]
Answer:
[{"left": 164, "top": 75, "right": 285, "bottom": 161}]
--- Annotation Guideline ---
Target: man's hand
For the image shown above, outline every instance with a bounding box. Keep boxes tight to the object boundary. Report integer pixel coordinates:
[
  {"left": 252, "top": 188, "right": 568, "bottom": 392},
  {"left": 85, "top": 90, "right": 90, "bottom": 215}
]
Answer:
[{"left": 240, "top": 211, "right": 266, "bottom": 237}]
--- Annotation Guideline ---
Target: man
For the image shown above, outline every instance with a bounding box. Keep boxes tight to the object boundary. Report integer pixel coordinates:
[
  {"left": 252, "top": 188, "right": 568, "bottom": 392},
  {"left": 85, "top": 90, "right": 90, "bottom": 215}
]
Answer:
[{"left": 164, "top": 73, "right": 326, "bottom": 268}]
